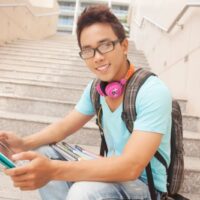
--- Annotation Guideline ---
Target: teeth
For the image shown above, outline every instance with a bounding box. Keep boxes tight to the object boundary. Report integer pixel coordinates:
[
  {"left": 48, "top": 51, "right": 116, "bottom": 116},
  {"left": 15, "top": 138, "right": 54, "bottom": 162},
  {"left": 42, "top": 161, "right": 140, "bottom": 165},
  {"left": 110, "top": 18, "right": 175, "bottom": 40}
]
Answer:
[{"left": 97, "top": 64, "right": 109, "bottom": 71}]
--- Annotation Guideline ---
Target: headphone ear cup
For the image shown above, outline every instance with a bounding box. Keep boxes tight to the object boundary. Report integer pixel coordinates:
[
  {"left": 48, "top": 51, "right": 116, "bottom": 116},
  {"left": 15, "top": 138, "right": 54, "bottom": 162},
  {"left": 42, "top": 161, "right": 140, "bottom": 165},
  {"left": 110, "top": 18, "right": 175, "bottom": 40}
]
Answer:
[
  {"left": 105, "top": 82, "right": 123, "bottom": 98},
  {"left": 96, "top": 82, "right": 107, "bottom": 96}
]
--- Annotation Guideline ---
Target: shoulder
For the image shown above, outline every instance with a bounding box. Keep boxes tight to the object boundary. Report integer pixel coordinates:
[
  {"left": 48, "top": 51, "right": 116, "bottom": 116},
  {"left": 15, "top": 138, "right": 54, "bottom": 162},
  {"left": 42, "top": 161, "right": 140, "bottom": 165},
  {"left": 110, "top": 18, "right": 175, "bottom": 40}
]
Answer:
[
  {"left": 134, "top": 75, "right": 172, "bottom": 134},
  {"left": 75, "top": 80, "right": 95, "bottom": 115},
  {"left": 137, "top": 75, "right": 172, "bottom": 104},
  {"left": 80, "top": 80, "right": 94, "bottom": 99},
  {"left": 135, "top": 75, "right": 172, "bottom": 120}
]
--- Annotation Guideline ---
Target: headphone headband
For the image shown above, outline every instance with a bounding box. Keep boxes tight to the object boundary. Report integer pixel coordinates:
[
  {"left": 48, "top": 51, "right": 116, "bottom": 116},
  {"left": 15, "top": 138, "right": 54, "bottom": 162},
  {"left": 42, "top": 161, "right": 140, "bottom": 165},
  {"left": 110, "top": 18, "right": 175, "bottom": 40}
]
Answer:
[{"left": 96, "top": 64, "right": 135, "bottom": 98}]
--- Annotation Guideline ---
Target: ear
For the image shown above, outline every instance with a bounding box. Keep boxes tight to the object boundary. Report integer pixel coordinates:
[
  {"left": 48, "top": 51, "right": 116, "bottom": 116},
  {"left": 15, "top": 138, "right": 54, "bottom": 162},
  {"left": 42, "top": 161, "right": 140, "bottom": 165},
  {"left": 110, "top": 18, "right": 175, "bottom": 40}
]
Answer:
[{"left": 121, "top": 38, "right": 128, "bottom": 55}]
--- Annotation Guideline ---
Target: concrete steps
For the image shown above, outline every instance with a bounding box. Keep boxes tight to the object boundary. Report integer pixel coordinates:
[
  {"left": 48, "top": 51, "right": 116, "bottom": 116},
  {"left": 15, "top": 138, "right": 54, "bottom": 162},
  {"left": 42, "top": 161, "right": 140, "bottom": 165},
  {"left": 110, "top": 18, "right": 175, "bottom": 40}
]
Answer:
[
  {"left": 0, "top": 69, "right": 91, "bottom": 86},
  {"left": 0, "top": 78, "right": 199, "bottom": 133},
  {"left": 0, "top": 110, "right": 100, "bottom": 146},
  {"left": 183, "top": 113, "right": 200, "bottom": 132},
  {"left": 0, "top": 63, "right": 94, "bottom": 78},
  {"left": 0, "top": 46, "right": 146, "bottom": 58},
  {"left": 0, "top": 79, "right": 84, "bottom": 101},
  {"left": 0, "top": 34, "right": 199, "bottom": 197},
  {"left": 0, "top": 96, "right": 199, "bottom": 158},
  {"left": 183, "top": 131, "right": 200, "bottom": 158},
  {"left": 0, "top": 58, "right": 90, "bottom": 72},
  {"left": 177, "top": 99, "right": 200, "bottom": 132},
  {"left": 181, "top": 157, "right": 200, "bottom": 195},
  {"left": 0, "top": 94, "right": 75, "bottom": 117},
  {"left": 0, "top": 87, "right": 200, "bottom": 159},
  {"left": 0, "top": 40, "right": 149, "bottom": 68},
  {"left": 181, "top": 193, "right": 200, "bottom": 200}
]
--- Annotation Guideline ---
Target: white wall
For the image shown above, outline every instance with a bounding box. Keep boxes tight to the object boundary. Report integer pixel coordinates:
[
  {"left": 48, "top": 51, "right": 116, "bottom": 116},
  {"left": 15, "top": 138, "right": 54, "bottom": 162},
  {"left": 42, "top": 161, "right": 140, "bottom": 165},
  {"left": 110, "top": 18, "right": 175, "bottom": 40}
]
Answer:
[
  {"left": 29, "top": 0, "right": 55, "bottom": 8},
  {"left": 129, "top": 0, "right": 200, "bottom": 116},
  {"left": 0, "top": 0, "right": 59, "bottom": 44},
  {"left": 133, "top": 0, "right": 187, "bottom": 30}
]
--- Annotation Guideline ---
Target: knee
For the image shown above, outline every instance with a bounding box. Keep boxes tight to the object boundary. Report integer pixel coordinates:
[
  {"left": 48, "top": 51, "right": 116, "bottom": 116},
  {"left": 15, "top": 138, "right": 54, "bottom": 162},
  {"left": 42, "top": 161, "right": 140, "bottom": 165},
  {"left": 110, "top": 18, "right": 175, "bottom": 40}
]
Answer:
[
  {"left": 35, "top": 145, "right": 59, "bottom": 159},
  {"left": 35, "top": 145, "right": 50, "bottom": 155},
  {"left": 66, "top": 182, "right": 97, "bottom": 200}
]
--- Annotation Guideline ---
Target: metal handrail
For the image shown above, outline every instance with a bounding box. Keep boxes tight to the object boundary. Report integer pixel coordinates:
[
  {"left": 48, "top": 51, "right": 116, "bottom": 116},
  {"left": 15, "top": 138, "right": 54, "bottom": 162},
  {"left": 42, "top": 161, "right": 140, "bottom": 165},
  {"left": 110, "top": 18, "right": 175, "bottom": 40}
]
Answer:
[
  {"left": 135, "top": 2, "right": 200, "bottom": 33},
  {"left": 0, "top": 3, "right": 60, "bottom": 17}
]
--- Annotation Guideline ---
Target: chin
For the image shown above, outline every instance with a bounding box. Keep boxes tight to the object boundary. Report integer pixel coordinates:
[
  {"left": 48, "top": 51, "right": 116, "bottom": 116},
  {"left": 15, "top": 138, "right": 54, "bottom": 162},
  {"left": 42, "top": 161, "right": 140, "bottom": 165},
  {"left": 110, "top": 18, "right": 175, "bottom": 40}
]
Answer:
[{"left": 97, "top": 75, "right": 113, "bottom": 82}]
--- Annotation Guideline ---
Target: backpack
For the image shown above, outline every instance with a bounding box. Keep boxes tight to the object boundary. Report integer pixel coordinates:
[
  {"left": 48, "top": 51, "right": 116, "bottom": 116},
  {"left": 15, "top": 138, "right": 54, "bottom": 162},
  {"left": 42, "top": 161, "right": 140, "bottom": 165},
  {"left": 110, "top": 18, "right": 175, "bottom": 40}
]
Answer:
[{"left": 90, "top": 68, "right": 187, "bottom": 200}]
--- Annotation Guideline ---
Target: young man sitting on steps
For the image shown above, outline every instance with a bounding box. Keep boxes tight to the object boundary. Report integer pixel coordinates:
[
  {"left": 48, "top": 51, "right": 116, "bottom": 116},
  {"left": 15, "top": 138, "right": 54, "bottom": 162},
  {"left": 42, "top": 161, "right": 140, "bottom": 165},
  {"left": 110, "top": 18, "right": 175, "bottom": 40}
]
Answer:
[{"left": 0, "top": 5, "right": 172, "bottom": 200}]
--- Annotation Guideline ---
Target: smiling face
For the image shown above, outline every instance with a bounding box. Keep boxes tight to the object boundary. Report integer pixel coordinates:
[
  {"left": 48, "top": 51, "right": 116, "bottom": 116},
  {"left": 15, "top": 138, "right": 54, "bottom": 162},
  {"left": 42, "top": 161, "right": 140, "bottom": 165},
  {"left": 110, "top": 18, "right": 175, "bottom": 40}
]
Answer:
[{"left": 80, "top": 23, "right": 128, "bottom": 82}]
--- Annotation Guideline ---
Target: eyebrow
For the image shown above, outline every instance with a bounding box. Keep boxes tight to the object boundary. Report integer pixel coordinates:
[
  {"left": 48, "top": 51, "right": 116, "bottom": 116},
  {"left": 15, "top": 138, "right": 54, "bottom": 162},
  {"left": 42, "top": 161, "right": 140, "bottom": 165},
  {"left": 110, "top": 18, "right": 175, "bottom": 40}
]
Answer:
[{"left": 81, "top": 38, "right": 111, "bottom": 49}]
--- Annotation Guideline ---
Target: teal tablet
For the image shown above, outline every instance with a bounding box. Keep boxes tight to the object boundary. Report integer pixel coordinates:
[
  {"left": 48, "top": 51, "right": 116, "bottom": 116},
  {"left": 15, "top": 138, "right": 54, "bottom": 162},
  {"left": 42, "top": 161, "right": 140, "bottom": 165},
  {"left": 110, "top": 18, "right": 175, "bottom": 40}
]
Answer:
[{"left": 0, "top": 152, "right": 16, "bottom": 169}]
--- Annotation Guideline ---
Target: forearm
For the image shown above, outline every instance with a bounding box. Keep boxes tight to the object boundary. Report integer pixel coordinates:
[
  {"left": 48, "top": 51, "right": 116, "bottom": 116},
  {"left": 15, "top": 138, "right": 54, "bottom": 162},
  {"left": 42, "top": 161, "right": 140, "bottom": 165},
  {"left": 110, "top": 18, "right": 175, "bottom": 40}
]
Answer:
[
  {"left": 51, "top": 156, "right": 142, "bottom": 182},
  {"left": 23, "top": 119, "right": 70, "bottom": 150},
  {"left": 22, "top": 110, "right": 93, "bottom": 150}
]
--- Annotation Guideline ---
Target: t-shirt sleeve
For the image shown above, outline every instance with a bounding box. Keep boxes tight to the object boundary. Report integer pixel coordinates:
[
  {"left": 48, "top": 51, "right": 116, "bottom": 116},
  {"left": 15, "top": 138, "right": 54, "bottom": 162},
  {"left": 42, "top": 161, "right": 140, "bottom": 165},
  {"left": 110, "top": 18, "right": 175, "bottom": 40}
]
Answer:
[
  {"left": 75, "top": 81, "right": 95, "bottom": 116},
  {"left": 134, "top": 76, "right": 172, "bottom": 135}
]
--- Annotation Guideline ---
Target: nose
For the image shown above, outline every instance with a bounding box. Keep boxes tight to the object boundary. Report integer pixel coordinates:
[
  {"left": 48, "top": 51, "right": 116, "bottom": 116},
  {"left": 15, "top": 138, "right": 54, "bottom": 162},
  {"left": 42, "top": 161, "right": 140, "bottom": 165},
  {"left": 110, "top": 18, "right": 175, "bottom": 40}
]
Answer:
[{"left": 93, "top": 49, "right": 104, "bottom": 62}]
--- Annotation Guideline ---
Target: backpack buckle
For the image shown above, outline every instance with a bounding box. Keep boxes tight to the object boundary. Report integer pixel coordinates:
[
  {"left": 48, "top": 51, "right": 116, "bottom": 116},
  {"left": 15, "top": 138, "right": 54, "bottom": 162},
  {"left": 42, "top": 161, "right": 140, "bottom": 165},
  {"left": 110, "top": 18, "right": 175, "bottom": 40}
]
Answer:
[
  {"left": 121, "top": 111, "right": 127, "bottom": 121},
  {"left": 160, "top": 192, "right": 168, "bottom": 200}
]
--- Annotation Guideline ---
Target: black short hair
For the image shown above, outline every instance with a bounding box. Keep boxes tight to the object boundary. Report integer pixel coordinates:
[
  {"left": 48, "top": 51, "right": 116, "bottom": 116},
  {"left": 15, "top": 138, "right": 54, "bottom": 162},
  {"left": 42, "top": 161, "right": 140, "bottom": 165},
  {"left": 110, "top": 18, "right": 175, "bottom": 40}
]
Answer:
[{"left": 76, "top": 5, "right": 126, "bottom": 48}]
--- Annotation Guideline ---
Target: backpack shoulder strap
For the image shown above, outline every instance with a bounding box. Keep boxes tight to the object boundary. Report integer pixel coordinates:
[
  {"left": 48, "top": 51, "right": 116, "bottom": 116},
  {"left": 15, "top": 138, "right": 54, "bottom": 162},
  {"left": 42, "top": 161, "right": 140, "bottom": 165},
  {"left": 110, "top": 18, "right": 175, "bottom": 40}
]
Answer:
[
  {"left": 122, "top": 68, "right": 158, "bottom": 200},
  {"left": 90, "top": 79, "right": 108, "bottom": 156},
  {"left": 90, "top": 79, "right": 101, "bottom": 118},
  {"left": 122, "top": 68, "right": 156, "bottom": 133}
]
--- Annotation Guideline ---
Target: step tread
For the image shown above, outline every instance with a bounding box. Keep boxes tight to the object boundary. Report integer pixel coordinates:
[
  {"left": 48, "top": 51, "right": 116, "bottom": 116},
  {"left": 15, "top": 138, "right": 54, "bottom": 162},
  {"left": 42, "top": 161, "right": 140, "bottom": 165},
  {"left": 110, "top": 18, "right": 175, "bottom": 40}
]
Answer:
[
  {"left": 0, "top": 59, "right": 89, "bottom": 70},
  {"left": 0, "top": 111, "right": 199, "bottom": 172},
  {"left": 0, "top": 93, "right": 76, "bottom": 104},
  {"left": 0, "top": 78, "right": 85, "bottom": 89},
  {"left": 180, "top": 193, "right": 200, "bottom": 200},
  {"left": 184, "top": 156, "right": 200, "bottom": 172},
  {"left": 0, "top": 110, "right": 96, "bottom": 129},
  {"left": 0, "top": 94, "right": 199, "bottom": 137},
  {"left": 176, "top": 98, "right": 188, "bottom": 102},
  {"left": 0, "top": 75, "right": 88, "bottom": 87},
  {"left": 184, "top": 130, "right": 200, "bottom": 140},
  {"left": 0, "top": 65, "right": 94, "bottom": 78},
  {"left": 182, "top": 112, "right": 200, "bottom": 118}
]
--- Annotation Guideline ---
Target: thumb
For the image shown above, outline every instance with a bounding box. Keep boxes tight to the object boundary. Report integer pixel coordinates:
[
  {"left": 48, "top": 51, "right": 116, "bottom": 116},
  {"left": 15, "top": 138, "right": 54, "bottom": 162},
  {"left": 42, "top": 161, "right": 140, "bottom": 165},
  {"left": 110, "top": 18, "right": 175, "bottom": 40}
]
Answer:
[
  {"left": 0, "top": 132, "right": 9, "bottom": 140},
  {"left": 12, "top": 151, "right": 38, "bottom": 161}
]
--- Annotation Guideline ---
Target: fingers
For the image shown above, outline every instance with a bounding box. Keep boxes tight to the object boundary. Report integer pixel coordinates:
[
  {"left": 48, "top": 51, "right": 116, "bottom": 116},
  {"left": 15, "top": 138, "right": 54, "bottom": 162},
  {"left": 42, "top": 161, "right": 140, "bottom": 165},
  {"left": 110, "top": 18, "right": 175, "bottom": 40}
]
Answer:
[
  {"left": 9, "top": 168, "right": 46, "bottom": 191},
  {"left": 0, "top": 132, "right": 9, "bottom": 140},
  {"left": 4, "top": 165, "right": 28, "bottom": 176},
  {"left": 13, "top": 180, "right": 37, "bottom": 190},
  {"left": 12, "top": 172, "right": 34, "bottom": 182},
  {"left": 4, "top": 151, "right": 49, "bottom": 190},
  {"left": 5, "top": 167, "right": 37, "bottom": 190},
  {"left": 12, "top": 151, "right": 39, "bottom": 162},
  {"left": 5, "top": 159, "right": 39, "bottom": 190}
]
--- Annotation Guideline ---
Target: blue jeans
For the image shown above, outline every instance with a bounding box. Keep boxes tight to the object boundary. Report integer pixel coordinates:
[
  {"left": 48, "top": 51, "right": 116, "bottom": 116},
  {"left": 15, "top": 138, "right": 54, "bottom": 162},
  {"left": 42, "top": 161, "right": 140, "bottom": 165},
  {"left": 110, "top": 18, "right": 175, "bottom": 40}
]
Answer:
[{"left": 37, "top": 146, "right": 160, "bottom": 200}]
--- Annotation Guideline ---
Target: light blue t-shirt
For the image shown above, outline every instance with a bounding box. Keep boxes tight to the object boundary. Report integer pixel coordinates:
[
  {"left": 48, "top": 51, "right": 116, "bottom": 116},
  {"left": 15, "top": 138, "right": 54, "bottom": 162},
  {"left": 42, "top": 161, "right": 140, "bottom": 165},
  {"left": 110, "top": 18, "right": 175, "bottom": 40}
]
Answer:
[{"left": 75, "top": 76, "right": 172, "bottom": 192}]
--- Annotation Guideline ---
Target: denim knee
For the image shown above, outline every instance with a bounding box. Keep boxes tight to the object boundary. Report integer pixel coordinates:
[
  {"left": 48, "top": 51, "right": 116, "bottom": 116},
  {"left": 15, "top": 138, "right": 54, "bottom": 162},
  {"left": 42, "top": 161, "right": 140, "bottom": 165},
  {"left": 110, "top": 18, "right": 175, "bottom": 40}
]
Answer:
[
  {"left": 35, "top": 145, "right": 62, "bottom": 160},
  {"left": 66, "top": 182, "right": 99, "bottom": 200},
  {"left": 66, "top": 181, "right": 131, "bottom": 200}
]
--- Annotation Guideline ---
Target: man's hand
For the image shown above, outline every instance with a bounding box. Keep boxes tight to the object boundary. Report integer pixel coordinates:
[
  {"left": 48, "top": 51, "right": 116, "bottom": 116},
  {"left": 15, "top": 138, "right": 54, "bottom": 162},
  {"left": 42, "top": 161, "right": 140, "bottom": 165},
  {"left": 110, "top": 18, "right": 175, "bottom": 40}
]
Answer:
[
  {"left": 0, "top": 131, "right": 25, "bottom": 153},
  {"left": 4, "top": 151, "right": 55, "bottom": 190}
]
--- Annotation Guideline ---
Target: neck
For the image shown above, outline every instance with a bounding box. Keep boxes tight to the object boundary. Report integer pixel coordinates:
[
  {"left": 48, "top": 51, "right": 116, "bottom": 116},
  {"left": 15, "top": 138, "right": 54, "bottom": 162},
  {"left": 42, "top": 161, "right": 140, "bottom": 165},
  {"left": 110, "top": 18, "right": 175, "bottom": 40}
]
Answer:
[{"left": 114, "top": 60, "right": 130, "bottom": 81}]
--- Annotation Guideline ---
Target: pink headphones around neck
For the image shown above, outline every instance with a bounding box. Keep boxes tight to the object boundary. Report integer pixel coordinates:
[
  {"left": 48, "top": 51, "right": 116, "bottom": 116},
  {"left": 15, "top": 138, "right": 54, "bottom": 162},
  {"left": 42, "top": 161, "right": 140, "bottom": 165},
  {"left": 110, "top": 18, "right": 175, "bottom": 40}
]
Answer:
[{"left": 96, "top": 64, "right": 134, "bottom": 99}]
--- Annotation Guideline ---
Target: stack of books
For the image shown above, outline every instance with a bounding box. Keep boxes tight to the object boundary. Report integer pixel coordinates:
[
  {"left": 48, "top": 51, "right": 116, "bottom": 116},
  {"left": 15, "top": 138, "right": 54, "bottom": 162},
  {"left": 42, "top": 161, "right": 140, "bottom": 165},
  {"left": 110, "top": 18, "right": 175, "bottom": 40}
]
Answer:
[{"left": 51, "top": 142, "right": 99, "bottom": 161}]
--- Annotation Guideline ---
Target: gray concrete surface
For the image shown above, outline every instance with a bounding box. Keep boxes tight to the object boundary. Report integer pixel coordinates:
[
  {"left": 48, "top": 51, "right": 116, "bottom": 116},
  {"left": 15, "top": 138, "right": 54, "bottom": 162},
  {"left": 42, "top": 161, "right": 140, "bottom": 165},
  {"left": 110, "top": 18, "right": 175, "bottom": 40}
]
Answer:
[{"left": 0, "top": 172, "right": 41, "bottom": 200}]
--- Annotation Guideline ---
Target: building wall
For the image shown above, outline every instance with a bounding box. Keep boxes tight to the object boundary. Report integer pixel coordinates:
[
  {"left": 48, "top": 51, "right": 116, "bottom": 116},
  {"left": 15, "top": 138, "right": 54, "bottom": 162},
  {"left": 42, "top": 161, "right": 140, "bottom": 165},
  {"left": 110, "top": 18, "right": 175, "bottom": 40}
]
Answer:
[
  {"left": 57, "top": 0, "right": 130, "bottom": 34},
  {"left": 129, "top": 0, "right": 200, "bottom": 116},
  {"left": 0, "top": 0, "right": 59, "bottom": 44}
]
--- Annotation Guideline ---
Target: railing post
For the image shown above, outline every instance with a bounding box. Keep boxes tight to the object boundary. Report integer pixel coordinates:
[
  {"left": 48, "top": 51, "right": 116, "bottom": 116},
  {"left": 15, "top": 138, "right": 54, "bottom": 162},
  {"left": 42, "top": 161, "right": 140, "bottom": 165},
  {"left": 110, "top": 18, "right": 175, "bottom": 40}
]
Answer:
[
  {"left": 108, "top": 0, "right": 112, "bottom": 8},
  {"left": 72, "top": 0, "right": 80, "bottom": 35}
]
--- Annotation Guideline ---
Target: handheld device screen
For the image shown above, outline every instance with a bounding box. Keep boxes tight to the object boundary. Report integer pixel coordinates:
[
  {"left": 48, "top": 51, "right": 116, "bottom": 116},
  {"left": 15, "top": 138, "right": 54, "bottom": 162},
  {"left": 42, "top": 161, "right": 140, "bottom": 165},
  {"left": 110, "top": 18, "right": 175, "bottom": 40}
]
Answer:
[{"left": 0, "top": 142, "right": 16, "bottom": 169}]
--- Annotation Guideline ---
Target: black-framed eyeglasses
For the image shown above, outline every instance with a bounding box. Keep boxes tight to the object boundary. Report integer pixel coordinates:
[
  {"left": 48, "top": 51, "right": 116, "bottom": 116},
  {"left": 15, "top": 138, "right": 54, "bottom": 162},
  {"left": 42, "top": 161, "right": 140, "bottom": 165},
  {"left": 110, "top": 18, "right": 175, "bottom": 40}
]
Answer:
[{"left": 79, "top": 39, "right": 122, "bottom": 60}]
